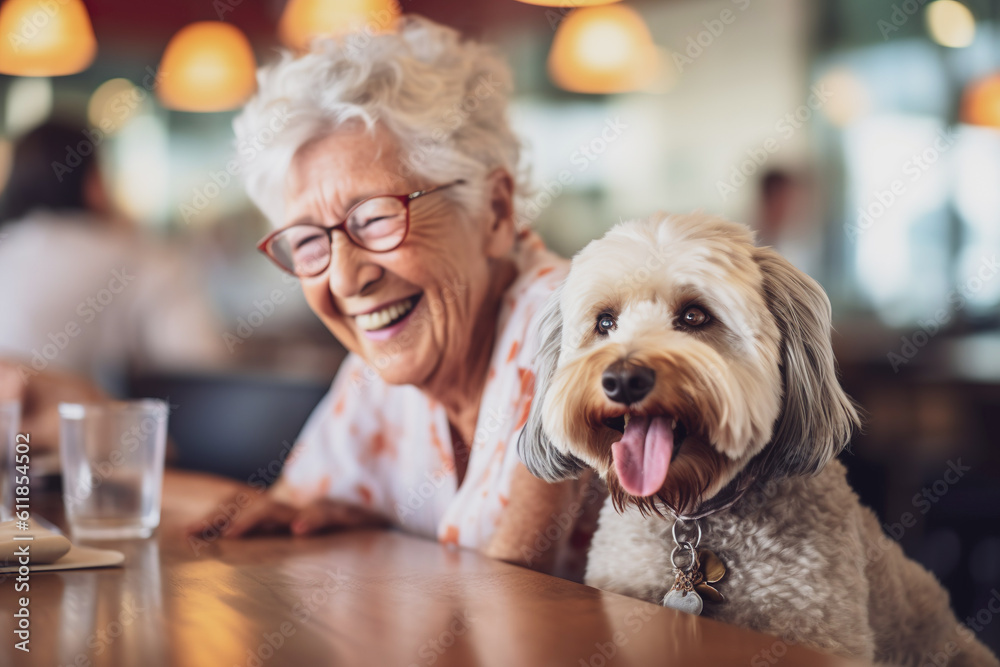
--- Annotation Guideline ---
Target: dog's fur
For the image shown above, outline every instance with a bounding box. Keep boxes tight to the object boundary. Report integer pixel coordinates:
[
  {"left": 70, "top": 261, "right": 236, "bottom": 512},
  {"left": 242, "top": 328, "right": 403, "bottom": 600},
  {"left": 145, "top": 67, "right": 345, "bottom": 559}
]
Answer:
[{"left": 519, "top": 213, "right": 999, "bottom": 665}]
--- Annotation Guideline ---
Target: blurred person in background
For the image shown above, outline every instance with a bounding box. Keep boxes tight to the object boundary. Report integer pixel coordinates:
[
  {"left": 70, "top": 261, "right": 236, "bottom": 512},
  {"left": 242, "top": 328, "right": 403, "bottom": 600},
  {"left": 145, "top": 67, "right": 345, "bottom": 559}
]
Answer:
[
  {"left": 0, "top": 120, "right": 225, "bottom": 453},
  {"left": 189, "top": 16, "right": 600, "bottom": 578},
  {"left": 755, "top": 168, "right": 822, "bottom": 277}
]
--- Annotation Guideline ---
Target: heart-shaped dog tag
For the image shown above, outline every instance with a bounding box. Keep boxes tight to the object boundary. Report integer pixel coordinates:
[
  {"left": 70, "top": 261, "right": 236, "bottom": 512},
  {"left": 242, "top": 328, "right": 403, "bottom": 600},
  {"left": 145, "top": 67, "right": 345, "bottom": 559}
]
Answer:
[{"left": 663, "top": 588, "right": 704, "bottom": 615}]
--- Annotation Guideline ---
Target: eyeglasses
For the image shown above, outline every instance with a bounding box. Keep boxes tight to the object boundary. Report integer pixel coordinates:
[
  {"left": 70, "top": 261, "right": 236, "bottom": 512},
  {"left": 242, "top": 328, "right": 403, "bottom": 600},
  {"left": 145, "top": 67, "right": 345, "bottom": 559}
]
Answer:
[{"left": 257, "top": 179, "right": 466, "bottom": 277}]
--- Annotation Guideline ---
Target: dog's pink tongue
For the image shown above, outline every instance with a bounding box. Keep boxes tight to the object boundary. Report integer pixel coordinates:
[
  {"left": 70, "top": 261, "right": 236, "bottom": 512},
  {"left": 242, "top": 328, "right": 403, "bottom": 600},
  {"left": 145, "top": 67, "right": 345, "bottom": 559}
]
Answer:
[{"left": 612, "top": 415, "right": 673, "bottom": 497}]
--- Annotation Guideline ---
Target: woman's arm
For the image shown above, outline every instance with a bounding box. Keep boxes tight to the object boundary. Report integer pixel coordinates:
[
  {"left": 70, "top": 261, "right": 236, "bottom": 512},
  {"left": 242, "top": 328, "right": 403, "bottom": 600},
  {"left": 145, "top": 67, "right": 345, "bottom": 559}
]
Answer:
[{"left": 484, "top": 464, "right": 603, "bottom": 576}]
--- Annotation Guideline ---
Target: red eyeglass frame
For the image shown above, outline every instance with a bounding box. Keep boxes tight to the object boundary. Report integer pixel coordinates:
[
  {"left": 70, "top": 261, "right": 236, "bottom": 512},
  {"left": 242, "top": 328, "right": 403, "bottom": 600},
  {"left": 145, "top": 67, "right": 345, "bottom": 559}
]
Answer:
[{"left": 256, "top": 179, "right": 466, "bottom": 277}]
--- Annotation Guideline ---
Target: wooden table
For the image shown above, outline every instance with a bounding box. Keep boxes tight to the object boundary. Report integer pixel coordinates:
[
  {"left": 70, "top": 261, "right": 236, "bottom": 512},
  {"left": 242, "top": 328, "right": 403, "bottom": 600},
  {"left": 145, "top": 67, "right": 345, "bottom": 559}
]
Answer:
[{"left": 1, "top": 471, "right": 865, "bottom": 666}]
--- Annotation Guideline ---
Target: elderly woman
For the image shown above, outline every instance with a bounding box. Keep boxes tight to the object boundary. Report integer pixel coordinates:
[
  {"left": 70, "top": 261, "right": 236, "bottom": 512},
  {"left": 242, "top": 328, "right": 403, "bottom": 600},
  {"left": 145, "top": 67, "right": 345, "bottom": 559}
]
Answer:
[{"left": 191, "top": 16, "right": 598, "bottom": 573}]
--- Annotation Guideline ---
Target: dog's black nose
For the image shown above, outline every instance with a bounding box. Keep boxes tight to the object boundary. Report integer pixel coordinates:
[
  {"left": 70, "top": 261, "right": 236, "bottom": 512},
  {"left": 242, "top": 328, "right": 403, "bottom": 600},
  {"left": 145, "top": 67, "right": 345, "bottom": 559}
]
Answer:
[{"left": 601, "top": 361, "right": 655, "bottom": 404}]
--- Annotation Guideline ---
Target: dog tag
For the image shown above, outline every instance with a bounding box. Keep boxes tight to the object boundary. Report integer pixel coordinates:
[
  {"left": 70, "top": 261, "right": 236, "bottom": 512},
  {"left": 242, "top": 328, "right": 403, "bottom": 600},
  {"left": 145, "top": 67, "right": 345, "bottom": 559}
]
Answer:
[
  {"left": 694, "top": 549, "right": 726, "bottom": 603},
  {"left": 663, "top": 587, "right": 704, "bottom": 615},
  {"left": 663, "top": 548, "right": 726, "bottom": 615},
  {"left": 663, "top": 562, "right": 704, "bottom": 615}
]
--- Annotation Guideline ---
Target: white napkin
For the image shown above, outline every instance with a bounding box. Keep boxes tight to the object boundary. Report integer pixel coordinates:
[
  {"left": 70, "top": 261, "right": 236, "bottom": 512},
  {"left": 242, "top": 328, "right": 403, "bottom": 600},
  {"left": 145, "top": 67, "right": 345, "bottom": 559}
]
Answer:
[{"left": 0, "top": 520, "right": 125, "bottom": 572}]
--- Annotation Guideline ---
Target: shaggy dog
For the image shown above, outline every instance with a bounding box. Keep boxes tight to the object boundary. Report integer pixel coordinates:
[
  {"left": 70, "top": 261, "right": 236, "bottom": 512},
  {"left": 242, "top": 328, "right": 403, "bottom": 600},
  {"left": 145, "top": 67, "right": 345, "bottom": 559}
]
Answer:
[{"left": 519, "top": 213, "right": 999, "bottom": 665}]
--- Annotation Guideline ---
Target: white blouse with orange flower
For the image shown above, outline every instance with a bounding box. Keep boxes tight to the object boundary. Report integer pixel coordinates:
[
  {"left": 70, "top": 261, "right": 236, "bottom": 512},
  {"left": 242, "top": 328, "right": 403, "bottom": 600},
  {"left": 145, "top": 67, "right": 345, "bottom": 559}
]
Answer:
[{"left": 276, "top": 232, "right": 567, "bottom": 550}]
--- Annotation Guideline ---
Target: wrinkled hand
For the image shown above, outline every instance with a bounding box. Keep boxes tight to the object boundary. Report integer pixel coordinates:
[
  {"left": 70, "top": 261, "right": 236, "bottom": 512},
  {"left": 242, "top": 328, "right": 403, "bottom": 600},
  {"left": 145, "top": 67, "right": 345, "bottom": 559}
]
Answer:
[{"left": 184, "top": 490, "right": 390, "bottom": 539}]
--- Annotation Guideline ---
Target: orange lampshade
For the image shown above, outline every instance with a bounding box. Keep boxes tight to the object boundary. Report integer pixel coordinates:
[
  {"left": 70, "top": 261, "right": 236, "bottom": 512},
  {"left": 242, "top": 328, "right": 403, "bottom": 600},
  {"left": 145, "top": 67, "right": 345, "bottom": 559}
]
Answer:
[
  {"left": 278, "top": 0, "right": 400, "bottom": 52},
  {"left": 548, "top": 5, "right": 657, "bottom": 94},
  {"left": 157, "top": 22, "right": 257, "bottom": 113},
  {"left": 961, "top": 74, "right": 1000, "bottom": 128},
  {"left": 0, "top": 0, "right": 96, "bottom": 76}
]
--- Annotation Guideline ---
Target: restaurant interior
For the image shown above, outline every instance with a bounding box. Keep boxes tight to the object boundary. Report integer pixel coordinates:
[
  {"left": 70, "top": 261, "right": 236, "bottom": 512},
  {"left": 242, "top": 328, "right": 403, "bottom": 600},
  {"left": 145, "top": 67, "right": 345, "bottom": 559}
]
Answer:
[{"left": 0, "top": 0, "right": 999, "bottom": 663}]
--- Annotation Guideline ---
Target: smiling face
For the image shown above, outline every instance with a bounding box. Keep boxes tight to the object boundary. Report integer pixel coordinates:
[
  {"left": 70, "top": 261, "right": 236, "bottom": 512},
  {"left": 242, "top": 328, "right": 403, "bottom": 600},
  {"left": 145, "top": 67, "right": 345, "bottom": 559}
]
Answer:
[
  {"left": 283, "top": 124, "right": 508, "bottom": 388},
  {"left": 540, "top": 215, "right": 786, "bottom": 515}
]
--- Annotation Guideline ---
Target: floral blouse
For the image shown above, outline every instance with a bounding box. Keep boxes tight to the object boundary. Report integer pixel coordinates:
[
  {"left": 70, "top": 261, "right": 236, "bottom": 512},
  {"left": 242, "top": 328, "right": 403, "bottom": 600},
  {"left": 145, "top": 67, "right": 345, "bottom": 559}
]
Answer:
[{"left": 279, "top": 232, "right": 568, "bottom": 550}]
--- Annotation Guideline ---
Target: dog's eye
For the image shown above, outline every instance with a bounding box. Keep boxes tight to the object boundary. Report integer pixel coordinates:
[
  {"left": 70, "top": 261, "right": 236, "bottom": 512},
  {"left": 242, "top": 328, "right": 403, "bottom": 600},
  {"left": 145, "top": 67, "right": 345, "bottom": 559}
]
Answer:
[
  {"left": 596, "top": 313, "right": 617, "bottom": 335},
  {"left": 681, "top": 306, "right": 710, "bottom": 327}
]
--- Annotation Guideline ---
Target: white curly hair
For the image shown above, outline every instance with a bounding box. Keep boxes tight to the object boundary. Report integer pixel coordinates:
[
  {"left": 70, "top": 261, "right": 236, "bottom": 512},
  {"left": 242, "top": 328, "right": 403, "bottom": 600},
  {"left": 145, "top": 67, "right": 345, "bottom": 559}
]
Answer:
[{"left": 233, "top": 14, "right": 525, "bottom": 227}]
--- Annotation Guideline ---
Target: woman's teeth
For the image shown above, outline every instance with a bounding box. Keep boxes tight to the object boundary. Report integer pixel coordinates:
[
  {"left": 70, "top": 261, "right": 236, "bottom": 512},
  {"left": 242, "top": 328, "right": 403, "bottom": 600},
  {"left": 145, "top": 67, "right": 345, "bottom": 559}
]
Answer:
[{"left": 355, "top": 297, "right": 416, "bottom": 332}]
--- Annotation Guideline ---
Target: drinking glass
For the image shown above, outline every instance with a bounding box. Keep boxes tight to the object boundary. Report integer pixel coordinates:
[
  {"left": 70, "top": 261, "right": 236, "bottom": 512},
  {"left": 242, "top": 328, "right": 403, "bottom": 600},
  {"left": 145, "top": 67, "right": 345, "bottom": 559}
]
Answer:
[
  {"left": 0, "top": 401, "right": 19, "bottom": 521},
  {"left": 58, "top": 400, "right": 168, "bottom": 539}
]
